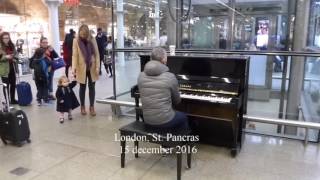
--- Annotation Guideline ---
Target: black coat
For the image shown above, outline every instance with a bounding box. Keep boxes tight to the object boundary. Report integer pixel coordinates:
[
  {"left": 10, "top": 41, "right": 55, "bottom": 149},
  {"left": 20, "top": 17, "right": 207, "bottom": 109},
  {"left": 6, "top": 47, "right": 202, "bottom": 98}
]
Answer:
[{"left": 55, "top": 81, "right": 79, "bottom": 112}]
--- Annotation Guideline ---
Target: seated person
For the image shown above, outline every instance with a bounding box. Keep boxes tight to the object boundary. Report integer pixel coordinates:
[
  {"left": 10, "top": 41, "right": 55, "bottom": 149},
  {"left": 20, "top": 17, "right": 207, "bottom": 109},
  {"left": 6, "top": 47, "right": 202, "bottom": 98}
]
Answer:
[{"left": 138, "top": 47, "right": 188, "bottom": 129}]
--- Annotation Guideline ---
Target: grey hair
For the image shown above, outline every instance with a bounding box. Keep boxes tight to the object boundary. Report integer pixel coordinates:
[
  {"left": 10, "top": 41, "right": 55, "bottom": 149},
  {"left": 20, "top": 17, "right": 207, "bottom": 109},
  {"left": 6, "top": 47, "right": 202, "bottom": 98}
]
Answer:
[{"left": 151, "top": 47, "right": 166, "bottom": 62}]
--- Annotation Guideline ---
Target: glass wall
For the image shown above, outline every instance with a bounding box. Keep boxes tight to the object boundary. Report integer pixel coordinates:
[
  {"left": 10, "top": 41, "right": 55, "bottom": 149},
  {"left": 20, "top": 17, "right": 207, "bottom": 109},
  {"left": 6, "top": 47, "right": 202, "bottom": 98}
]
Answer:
[
  {"left": 110, "top": 0, "right": 320, "bottom": 141},
  {"left": 307, "top": 0, "right": 320, "bottom": 47}
]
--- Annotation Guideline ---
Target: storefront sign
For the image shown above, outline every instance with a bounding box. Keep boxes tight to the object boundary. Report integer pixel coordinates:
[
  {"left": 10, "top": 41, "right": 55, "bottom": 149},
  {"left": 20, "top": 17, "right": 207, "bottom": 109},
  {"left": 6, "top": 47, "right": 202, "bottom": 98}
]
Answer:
[{"left": 64, "top": 0, "right": 79, "bottom": 6}]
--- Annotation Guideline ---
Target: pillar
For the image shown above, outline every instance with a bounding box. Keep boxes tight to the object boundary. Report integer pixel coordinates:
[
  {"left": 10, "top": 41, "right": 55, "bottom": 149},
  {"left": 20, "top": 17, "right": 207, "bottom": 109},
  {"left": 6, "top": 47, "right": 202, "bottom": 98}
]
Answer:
[
  {"left": 285, "top": 0, "right": 310, "bottom": 135},
  {"left": 43, "top": 0, "right": 62, "bottom": 54},
  {"left": 117, "top": 0, "right": 125, "bottom": 66},
  {"left": 166, "top": 0, "right": 177, "bottom": 47},
  {"left": 155, "top": 0, "right": 160, "bottom": 46}
]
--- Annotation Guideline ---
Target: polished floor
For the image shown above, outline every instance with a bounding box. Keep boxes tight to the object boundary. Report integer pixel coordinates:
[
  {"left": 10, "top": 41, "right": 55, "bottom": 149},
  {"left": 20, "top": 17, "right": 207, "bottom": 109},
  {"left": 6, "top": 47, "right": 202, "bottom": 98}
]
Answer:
[{"left": 1, "top": 68, "right": 320, "bottom": 180}]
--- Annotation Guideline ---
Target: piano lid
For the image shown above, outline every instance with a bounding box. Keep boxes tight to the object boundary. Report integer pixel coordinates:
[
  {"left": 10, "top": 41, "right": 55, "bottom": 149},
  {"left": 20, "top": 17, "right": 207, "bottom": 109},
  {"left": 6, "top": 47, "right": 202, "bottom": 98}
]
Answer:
[
  {"left": 166, "top": 56, "right": 248, "bottom": 79},
  {"left": 140, "top": 55, "right": 249, "bottom": 80}
]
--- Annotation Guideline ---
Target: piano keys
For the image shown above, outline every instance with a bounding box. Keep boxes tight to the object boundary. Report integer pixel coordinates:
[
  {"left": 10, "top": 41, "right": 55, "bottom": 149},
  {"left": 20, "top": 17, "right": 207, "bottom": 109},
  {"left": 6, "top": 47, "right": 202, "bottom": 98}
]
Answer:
[{"left": 134, "top": 55, "right": 249, "bottom": 157}]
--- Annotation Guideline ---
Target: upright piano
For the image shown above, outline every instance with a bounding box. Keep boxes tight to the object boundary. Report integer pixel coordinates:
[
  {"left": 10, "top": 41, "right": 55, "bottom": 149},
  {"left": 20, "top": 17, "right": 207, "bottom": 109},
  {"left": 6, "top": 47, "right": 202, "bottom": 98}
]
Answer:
[{"left": 133, "top": 55, "right": 250, "bottom": 156}]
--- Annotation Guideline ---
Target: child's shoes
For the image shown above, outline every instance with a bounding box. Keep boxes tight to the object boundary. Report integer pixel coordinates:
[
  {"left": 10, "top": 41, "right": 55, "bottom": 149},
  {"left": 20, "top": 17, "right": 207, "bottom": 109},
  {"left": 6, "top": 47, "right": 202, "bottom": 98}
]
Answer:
[{"left": 59, "top": 118, "right": 64, "bottom": 124}]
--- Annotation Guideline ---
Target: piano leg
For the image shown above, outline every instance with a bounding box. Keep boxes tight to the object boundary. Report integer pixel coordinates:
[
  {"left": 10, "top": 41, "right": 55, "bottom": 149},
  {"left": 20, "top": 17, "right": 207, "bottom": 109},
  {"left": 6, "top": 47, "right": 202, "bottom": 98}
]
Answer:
[
  {"left": 121, "top": 140, "right": 126, "bottom": 168},
  {"left": 177, "top": 151, "right": 182, "bottom": 180},
  {"left": 231, "top": 148, "right": 238, "bottom": 157}
]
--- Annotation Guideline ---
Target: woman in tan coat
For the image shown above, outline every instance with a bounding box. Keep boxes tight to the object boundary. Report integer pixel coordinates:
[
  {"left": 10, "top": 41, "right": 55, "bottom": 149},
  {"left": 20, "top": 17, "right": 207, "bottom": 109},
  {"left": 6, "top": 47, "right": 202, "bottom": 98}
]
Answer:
[{"left": 72, "top": 25, "right": 100, "bottom": 116}]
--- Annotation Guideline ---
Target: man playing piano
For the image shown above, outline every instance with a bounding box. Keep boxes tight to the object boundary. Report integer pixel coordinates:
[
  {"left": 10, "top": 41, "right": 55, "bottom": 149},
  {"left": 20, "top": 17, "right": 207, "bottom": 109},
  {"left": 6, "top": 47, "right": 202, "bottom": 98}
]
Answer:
[{"left": 138, "top": 47, "right": 188, "bottom": 129}]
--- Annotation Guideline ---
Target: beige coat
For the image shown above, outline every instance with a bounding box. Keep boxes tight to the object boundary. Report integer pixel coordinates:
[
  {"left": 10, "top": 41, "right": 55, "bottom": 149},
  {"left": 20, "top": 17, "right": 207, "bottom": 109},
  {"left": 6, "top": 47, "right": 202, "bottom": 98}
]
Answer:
[{"left": 72, "top": 37, "right": 100, "bottom": 84}]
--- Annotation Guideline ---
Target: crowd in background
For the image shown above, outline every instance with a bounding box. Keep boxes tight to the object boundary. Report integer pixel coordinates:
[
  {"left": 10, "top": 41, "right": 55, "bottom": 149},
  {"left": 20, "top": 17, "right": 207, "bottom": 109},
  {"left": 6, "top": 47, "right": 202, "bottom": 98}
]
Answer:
[{"left": 0, "top": 24, "right": 114, "bottom": 123}]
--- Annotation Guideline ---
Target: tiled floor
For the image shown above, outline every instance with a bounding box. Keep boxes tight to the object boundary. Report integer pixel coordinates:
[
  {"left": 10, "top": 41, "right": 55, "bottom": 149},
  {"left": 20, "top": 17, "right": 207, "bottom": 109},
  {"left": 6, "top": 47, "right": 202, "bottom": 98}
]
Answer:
[{"left": 1, "top": 67, "right": 320, "bottom": 180}]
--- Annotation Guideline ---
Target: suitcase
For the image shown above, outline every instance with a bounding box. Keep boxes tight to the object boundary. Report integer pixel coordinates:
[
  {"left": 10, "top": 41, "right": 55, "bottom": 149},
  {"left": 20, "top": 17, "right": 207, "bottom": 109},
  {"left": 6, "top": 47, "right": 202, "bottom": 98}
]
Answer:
[
  {"left": 0, "top": 83, "right": 31, "bottom": 147},
  {"left": 14, "top": 65, "right": 33, "bottom": 106},
  {"left": 17, "top": 81, "right": 33, "bottom": 106}
]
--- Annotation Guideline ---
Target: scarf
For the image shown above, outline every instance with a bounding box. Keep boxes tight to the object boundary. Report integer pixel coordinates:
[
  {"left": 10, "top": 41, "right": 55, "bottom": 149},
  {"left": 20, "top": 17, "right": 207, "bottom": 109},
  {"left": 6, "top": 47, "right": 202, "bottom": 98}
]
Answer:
[
  {"left": 78, "top": 38, "right": 94, "bottom": 68},
  {"left": 5, "top": 46, "right": 14, "bottom": 63}
]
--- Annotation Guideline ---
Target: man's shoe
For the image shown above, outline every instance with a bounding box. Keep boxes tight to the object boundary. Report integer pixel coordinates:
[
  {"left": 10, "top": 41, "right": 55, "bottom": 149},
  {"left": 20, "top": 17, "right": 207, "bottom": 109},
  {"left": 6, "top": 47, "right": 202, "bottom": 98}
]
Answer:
[
  {"left": 49, "top": 95, "right": 56, "bottom": 100},
  {"left": 10, "top": 99, "right": 18, "bottom": 104}
]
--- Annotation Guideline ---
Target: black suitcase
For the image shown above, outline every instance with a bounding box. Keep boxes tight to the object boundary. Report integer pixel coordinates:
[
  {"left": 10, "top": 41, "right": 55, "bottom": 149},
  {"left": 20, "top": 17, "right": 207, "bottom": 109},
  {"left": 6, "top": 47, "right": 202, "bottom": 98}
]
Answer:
[{"left": 0, "top": 83, "right": 31, "bottom": 147}]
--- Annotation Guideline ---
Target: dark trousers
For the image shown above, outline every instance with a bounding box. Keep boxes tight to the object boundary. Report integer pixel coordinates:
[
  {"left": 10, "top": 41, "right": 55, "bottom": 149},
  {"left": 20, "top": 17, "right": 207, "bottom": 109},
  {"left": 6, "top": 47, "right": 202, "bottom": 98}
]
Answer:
[
  {"left": 35, "top": 81, "right": 48, "bottom": 102},
  {"left": 1, "top": 68, "right": 16, "bottom": 103},
  {"left": 65, "top": 64, "right": 71, "bottom": 78},
  {"left": 99, "top": 56, "right": 103, "bottom": 74},
  {"left": 104, "top": 63, "right": 113, "bottom": 76},
  {"left": 79, "top": 71, "right": 95, "bottom": 107},
  {"left": 48, "top": 71, "right": 54, "bottom": 94},
  {"left": 149, "top": 111, "right": 189, "bottom": 129}
]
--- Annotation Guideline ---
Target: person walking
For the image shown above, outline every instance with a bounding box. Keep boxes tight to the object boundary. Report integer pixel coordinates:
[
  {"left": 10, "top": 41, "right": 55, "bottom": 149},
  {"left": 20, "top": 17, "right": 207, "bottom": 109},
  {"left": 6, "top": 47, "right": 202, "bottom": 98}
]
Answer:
[
  {"left": 72, "top": 24, "right": 100, "bottom": 116},
  {"left": 104, "top": 36, "right": 113, "bottom": 77},
  {"left": 96, "top": 28, "right": 107, "bottom": 75},
  {"left": 63, "top": 29, "right": 75, "bottom": 77}
]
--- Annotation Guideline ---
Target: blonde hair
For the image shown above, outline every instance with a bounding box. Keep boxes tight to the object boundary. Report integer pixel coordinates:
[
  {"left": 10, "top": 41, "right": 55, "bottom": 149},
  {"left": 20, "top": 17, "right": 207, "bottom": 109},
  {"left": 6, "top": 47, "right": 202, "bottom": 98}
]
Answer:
[
  {"left": 78, "top": 24, "right": 91, "bottom": 40},
  {"left": 58, "top": 76, "right": 69, "bottom": 86}
]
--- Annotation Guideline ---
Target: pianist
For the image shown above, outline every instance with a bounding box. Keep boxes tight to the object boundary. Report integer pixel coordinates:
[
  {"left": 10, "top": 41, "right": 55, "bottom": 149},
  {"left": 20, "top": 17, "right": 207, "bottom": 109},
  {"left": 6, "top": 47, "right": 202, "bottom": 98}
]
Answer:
[{"left": 138, "top": 47, "right": 188, "bottom": 129}]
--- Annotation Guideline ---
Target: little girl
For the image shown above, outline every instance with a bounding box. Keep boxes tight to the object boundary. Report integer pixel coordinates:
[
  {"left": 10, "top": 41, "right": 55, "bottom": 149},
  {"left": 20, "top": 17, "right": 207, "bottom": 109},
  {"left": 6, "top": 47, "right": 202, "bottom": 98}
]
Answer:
[{"left": 55, "top": 76, "right": 79, "bottom": 123}]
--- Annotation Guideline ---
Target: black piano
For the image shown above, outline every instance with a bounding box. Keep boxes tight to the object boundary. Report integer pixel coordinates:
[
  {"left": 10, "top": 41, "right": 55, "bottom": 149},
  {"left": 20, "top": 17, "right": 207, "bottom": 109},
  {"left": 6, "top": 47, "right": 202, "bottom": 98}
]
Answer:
[{"left": 132, "top": 55, "right": 249, "bottom": 156}]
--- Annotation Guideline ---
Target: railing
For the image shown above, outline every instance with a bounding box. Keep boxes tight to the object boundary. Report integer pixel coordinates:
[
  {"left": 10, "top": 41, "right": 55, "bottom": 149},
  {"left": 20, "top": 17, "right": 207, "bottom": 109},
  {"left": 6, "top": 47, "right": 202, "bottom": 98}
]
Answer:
[
  {"left": 105, "top": 49, "right": 320, "bottom": 144},
  {"left": 96, "top": 98, "right": 320, "bottom": 145},
  {"left": 113, "top": 48, "right": 320, "bottom": 57}
]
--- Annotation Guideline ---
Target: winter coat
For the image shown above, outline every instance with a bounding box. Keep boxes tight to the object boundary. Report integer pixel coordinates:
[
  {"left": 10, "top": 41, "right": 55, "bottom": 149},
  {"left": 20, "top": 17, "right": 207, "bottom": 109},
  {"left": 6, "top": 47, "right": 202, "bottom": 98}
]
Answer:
[
  {"left": 32, "top": 57, "right": 50, "bottom": 85},
  {"left": 55, "top": 81, "right": 80, "bottom": 112},
  {"left": 0, "top": 44, "right": 18, "bottom": 77},
  {"left": 137, "top": 60, "right": 181, "bottom": 125},
  {"left": 72, "top": 37, "right": 100, "bottom": 84}
]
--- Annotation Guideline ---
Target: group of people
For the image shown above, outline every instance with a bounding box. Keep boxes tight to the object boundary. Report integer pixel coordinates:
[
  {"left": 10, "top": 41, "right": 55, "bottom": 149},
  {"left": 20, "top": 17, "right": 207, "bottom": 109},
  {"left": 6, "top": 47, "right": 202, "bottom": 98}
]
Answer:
[
  {"left": 1, "top": 25, "right": 186, "bottom": 130},
  {"left": 0, "top": 24, "right": 114, "bottom": 124}
]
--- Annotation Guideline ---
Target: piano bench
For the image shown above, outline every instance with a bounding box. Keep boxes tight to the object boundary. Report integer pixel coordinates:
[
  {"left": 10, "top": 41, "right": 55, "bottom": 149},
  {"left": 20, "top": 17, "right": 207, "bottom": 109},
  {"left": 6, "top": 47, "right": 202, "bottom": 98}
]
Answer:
[{"left": 119, "top": 121, "right": 193, "bottom": 180}]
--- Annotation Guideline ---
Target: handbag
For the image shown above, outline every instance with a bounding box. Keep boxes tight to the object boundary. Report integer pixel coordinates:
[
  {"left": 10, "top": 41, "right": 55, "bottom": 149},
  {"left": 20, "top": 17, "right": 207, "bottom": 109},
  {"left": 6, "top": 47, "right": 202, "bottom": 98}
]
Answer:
[
  {"left": 52, "top": 58, "right": 66, "bottom": 70},
  {"left": 103, "top": 55, "right": 112, "bottom": 65}
]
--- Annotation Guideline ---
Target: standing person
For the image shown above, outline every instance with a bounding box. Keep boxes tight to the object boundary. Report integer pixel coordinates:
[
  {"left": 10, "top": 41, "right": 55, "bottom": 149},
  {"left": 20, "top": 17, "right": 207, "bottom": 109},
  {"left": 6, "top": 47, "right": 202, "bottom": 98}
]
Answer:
[
  {"left": 96, "top": 28, "right": 107, "bottom": 75},
  {"left": 72, "top": 24, "right": 100, "bottom": 116},
  {"left": 63, "top": 29, "right": 75, "bottom": 77},
  {"left": 31, "top": 48, "right": 50, "bottom": 106},
  {"left": 159, "top": 32, "right": 167, "bottom": 47},
  {"left": 39, "top": 37, "right": 59, "bottom": 100},
  {"left": 55, "top": 75, "right": 79, "bottom": 124},
  {"left": 0, "top": 32, "right": 18, "bottom": 104},
  {"left": 104, "top": 36, "right": 113, "bottom": 78},
  {"left": 138, "top": 47, "right": 188, "bottom": 129}
]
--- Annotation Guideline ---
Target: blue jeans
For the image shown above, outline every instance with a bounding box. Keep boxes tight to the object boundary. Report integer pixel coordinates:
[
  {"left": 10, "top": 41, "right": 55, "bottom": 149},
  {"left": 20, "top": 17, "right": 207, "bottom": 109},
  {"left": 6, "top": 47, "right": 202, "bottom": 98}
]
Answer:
[
  {"left": 150, "top": 111, "right": 189, "bottom": 129},
  {"left": 48, "top": 71, "right": 54, "bottom": 93}
]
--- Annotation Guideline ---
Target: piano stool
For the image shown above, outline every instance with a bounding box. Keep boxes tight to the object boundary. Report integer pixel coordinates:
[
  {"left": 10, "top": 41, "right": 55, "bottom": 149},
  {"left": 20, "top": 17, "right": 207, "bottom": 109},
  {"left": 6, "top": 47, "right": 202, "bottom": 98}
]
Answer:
[{"left": 119, "top": 121, "right": 193, "bottom": 180}]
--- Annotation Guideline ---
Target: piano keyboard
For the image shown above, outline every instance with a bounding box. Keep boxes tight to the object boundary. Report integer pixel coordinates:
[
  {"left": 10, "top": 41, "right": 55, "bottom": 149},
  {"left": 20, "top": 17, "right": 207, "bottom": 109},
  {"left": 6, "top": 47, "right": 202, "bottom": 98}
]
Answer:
[{"left": 180, "top": 92, "right": 232, "bottom": 103}]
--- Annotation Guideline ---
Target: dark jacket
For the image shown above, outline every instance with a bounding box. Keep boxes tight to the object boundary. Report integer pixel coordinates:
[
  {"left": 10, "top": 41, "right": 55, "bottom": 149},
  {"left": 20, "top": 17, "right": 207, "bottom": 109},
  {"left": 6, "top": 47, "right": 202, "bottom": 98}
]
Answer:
[
  {"left": 32, "top": 57, "right": 50, "bottom": 85},
  {"left": 96, "top": 34, "right": 107, "bottom": 59},
  {"left": 138, "top": 60, "right": 181, "bottom": 125},
  {"left": 63, "top": 33, "right": 74, "bottom": 66},
  {"left": 29, "top": 47, "right": 58, "bottom": 69},
  {"left": 55, "top": 81, "right": 79, "bottom": 112}
]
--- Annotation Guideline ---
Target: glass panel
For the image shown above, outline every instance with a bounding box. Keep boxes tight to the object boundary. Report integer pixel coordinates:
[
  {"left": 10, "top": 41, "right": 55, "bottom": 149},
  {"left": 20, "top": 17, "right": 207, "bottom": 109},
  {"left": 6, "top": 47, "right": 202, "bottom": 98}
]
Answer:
[
  {"left": 308, "top": 0, "right": 320, "bottom": 47},
  {"left": 303, "top": 56, "right": 320, "bottom": 141}
]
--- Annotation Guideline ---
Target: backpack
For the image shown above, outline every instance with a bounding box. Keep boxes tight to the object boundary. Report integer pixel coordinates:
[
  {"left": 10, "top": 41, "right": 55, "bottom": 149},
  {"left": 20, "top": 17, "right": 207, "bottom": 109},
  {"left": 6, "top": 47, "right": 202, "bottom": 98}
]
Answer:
[{"left": 33, "top": 59, "right": 47, "bottom": 83}]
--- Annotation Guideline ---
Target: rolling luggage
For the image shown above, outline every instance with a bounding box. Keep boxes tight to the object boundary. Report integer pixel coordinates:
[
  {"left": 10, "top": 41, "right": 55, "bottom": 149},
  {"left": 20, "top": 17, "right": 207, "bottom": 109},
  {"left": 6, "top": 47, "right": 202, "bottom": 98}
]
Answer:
[
  {"left": 15, "top": 65, "right": 33, "bottom": 106},
  {"left": 0, "top": 83, "right": 31, "bottom": 147},
  {"left": 17, "top": 81, "right": 32, "bottom": 106}
]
